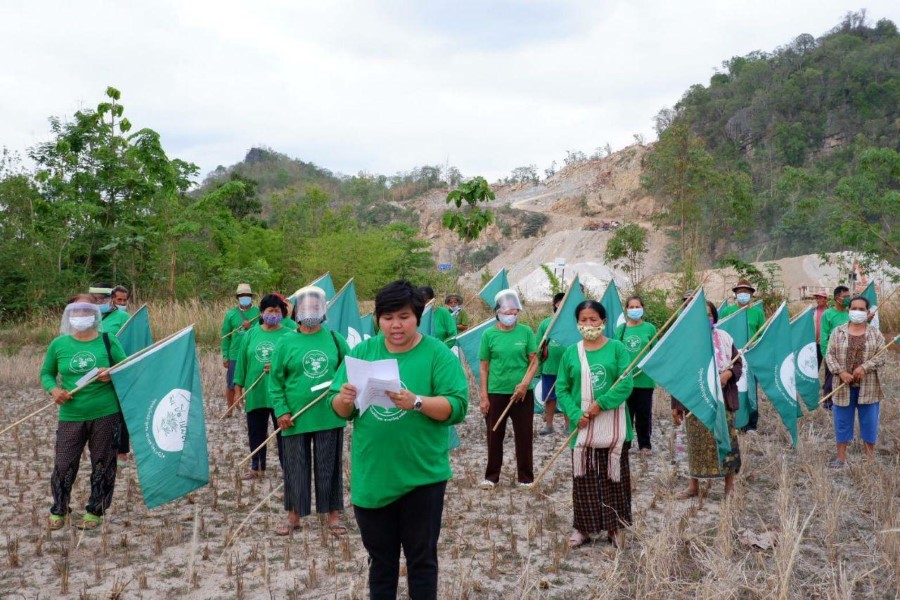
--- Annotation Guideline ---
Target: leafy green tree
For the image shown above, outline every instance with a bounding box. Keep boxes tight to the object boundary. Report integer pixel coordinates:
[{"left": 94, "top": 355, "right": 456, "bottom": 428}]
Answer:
[
  {"left": 604, "top": 223, "right": 650, "bottom": 288},
  {"left": 442, "top": 177, "right": 495, "bottom": 241}
]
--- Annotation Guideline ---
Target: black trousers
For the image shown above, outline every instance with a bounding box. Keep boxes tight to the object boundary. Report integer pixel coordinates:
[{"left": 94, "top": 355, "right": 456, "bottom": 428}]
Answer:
[
  {"left": 626, "top": 387, "right": 654, "bottom": 450},
  {"left": 484, "top": 391, "right": 534, "bottom": 484},
  {"left": 353, "top": 481, "right": 447, "bottom": 600},
  {"left": 51, "top": 413, "right": 120, "bottom": 517},
  {"left": 117, "top": 412, "right": 130, "bottom": 455},
  {"left": 247, "top": 408, "right": 282, "bottom": 471},
  {"left": 282, "top": 428, "right": 344, "bottom": 516}
]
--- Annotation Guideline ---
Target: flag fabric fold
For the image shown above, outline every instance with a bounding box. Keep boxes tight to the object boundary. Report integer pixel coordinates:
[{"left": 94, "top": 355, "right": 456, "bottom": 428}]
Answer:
[
  {"left": 546, "top": 276, "right": 587, "bottom": 347},
  {"left": 789, "top": 307, "right": 820, "bottom": 412},
  {"left": 109, "top": 326, "right": 209, "bottom": 509},
  {"left": 860, "top": 281, "right": 880, "bottom": 330},
  {"left": 455, "top": 317, "right": 496, "bottom": 385},
  {"left": 309, "top": 272, "right": 337, "bottom": 301},
  {"left": 478, "top": 268, "right": 509, "bottom": 307},
  {"left": 716, "top": 308, "right": 752, "bottom": 429},
  {"left": 116, "top": 305, "right": 154, "bottom": 356},
  {"left": 599, "top": 279, "right": 625, "bottom": 340},
  {"left": 325, "top": 279, "right": 364, "bottom": 348}
]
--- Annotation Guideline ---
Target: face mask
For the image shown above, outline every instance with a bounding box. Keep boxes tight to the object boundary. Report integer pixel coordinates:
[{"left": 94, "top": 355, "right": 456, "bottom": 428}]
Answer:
[
  {"left": 449, "top": 306, "right": 461, "bottom": 316},
  {"left": 578, "top": 324, "right": 604, "bottom": 341},
  {"left": 841, "top": 297, "right": 851, "bottom": 308},
  {"left": 261, "top": 313, "right": 282, "bottom": 326},
  {"left": 848, "top": 310, "right": 868, "bottom": 324},
  {"left": 98, "top": 303, "right": 111, "bottom": 314},
  {"left": 709, "top": 317, "right": 716, "bottom": 329},
  {"left": 238, "top": 296, "right": 252, "bottom": 308},
  {"left": 736, "top": 293, "right": 751, "bottom": 305},
  {"left": 497, "top": 313, "right": 518, "bottom": 326},
  {"left": 297, "top": 313, "right": 324, "bottom": 328},
  {"left": 116, "top": 305, "right": 127, "bottom": 311},
  {"left": 627, "top": 308, "right": 644, "bottom": 320},
  {"left": 70, "top": 316, "right": 95, "bottom": 332}
]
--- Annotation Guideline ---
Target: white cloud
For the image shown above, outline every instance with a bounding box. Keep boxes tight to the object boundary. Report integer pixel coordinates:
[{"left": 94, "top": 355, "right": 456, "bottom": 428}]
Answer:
[{"left": 1, "top": 1, "right": 897, "bottom": 182}]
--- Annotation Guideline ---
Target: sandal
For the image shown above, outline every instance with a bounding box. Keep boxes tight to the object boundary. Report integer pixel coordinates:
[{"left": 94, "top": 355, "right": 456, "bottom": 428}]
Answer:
[
  {"left": 328, "top": 524, "right": 348, "bottom": 537},
  {"left": 48, "top": 515, "right": 67, "bottom": 530},
  {"left": 827, "top": 459, "right": 846, "bottom": 469},
  {"left": 676, "top": 489, "right": 698, "bottom": 500},
  {"left": 76, "top": 513, "right": 102, "bottom": 530},
  {"left": 274, "top": 522, "right": 301, "bottom": 536},
  {"left": 241, "top": 470, "right": 262, "bottom": 481},
  {"left": 568, "top": 531, "right": 591, "bottom": 548}
]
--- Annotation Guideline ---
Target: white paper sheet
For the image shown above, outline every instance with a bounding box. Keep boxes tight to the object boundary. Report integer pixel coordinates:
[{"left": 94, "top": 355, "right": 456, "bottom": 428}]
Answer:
[
  {"left": 75, "top": 367, "right": 100, "bottom": 389},
  {"left": 344, "top": 356, "right": 402, "bottom": 413}
]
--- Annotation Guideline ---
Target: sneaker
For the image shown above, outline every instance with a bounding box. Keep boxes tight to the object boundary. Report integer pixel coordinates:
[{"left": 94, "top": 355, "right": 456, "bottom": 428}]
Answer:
[
  {"left": 538, "top": 425, "right": 555, "bottom": 436},
  {"left": 743, "top": 428, "right": 758, "bottom": 435},
  {"left": 76, "top": 513, "right": 102, "bottom": 530},
  {"left": 48, "top": 515, "right": 67, "bottom": 530},
  {"left": 517, "top": 482, "right": 533, "bottom": 489},
  {"left": 479, "top": 480, "right": 496, "bottom": 490}
]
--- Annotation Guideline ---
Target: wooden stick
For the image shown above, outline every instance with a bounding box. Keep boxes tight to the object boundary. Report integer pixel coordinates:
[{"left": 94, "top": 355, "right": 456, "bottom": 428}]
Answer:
[
  {"left": 717, "top": 299, "right": 764, "bottom": 325},
  {"left": 219, "top": 371, "right": 266, "bottom": 420},
  {"left": 871, "top": 284, "right": 900, "bottom": 315},
  {"left": 223, "top": 482, "right": 284, "bottom": 550},
  {"left": 237, "top": 389, "right": 330, "bottom": 468},
  {"left": 724, "top": 304, "right": 783, "bottom": 370},
  {"left": 818, "top": 336, "right": 897, "bottom": 405},
  {"left": 221, "top": 325, "right": 244, "bottom": 340},
  {"left": 0, "top": 402, "right": 55, "bottom": 436},
  {"left": 532, "top": 429, "right": 577, "bottom": 487}
]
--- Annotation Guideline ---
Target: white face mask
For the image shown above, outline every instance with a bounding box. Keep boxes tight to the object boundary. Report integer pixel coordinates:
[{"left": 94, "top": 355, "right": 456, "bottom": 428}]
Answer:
[
  {"left": 69, "top": 316, "right": 96, "bottom": 332},
  {"left": 848, "top": 310, "right": 868, "bottom": 324},
  {"left": 497, "top": 313, "right": 517, "bottom": 326},
  {"left": 736, "top": 293, "right": 752, "bottom": 305}
]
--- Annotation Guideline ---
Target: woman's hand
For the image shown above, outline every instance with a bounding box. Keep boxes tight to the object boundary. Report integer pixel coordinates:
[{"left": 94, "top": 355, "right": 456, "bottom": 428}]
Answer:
[
  {"left": 672, "top": 408, "right": 683, "bottom": 426},
  {"left": 719, "top": 369, "right": 732, "bottom": 387},
  {"left": 577, "top": 414, "right": 590, "bottom": 429},
  {"left": 51, "top": 388, "right": 72, "bottom": 405},
  {"left": 263, "top": 364, "right": 271, "bottom": 374},
  {"left": 386, "top": 389, "right": 416, "bottom": 411},
  {"left": 851, "top": 366, "right": 866, "bottom": 382},
  {"left": 223, "top": 360, "right": 230, "bottom": 368},
  {"left": 242, "top": 321, "right": 252, "bottom": 330},
  {"left": 335, "top": 384, "right": 357, "bottom": 411},
  {"left": 277, "top": 413, "right": 294, "bottom": 430},
  {"left": 586, "top": 404, "right": 600, "bottom": 418},
  {"left": 511, "top": 382, "right": 529, "bottom": 402},
  {"left": 96, "top": 368, "right": 111, "bottom": 383},
  {"left": 479, "top": 391, "right": 490, "bottom": 416},
  {"left": 838, "top": 371, "right": 855, "bottom": 385}
]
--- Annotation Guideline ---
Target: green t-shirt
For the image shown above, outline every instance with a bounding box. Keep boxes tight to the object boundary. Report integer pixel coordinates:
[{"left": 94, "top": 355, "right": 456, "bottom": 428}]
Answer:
[
  {"left": 270, "top": 328, "right": 350, "bottom": 436},
  {"left": 453, "top": 308, "right": 470, "bottom": 327},
  {"left": 536, "top": 315, "right": 566, "bottom": 377},
  {"left": 328, "top": 334, "right": 468, "bottom": 509},
  {"left": 233, "top": 325, "right": 293, "bottom": 412},
  {"left": 478, "top": 323, "right": 537, "bottom": 394},
  {"left": 720, "top": 303, "right": 765, "bottom": 336},
  {"left": 820, "top": 307, "right": 850, "bottom": 355},
  {"left": 221, "top": 306, "right": 260, "bottom": 361},
  {"left": 614, "top": 321, "right": 657, "bottom": 388},
  {"left": 40, "top": 334, "right": 127, "bottom": 422},
  {"left": 433, "top": 306, "right": 458, "bottom": 348},
  {"left": 100, "top": 309, "right": 130, "bottom": 335},
  {"left": 555, "top": 340, "right": 635, "bottom": 445}
]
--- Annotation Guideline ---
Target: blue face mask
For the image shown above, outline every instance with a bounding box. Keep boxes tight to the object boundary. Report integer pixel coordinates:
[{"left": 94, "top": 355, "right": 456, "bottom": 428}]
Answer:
[
  {"left": 238, "top": 296, "right": 252, "bottom": 308},
  {"left": 98, "top": 303, "right": 111, "bottom": 314},
  {"left": 736, "top": 293, "right": 751, "bottom": 305},
  {"left": 116, "top": 305, "right": 127, "bottom": 311},
  {"left": 626, "top": 308, "right": 644, "bottom": 321}
]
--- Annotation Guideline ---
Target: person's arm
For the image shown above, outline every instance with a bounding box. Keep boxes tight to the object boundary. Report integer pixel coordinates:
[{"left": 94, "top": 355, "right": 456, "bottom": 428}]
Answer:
[
  {"left": 40, "top": 340, "right": 71, "bottom": 404},
  {"left": 478, "top": 332, "right": 492, "bottom": 414},
  {"left": 825, "top": 328, "right": 851, "bottom": 384},
  {"left": 554, "top": 349, "right": 583, "bottom": 424},
  {"left": 387, "top": 346, "right": 468, "bottom": 423},
  {"left": 232, "top": 335, "right": 249, "bottom": 396},
  {"left": 859, "top": 329, "right": 887, "bottom": 375},
  {"left": 221, "top": 311, "right": 232, "bottom": 365},
  {"left": 329, "top": 359, "right": 358, "bottom": 420},
  {"left": 595, "top": 344, "right": 634, "bottom": 411},
  {"left": 819, "top": 312, "right": 832, "bottom": 358},
  {"left": 270, "top": 342, "right": 291, "bottom": 426},
  {"left": 512, "top": 353, "right": 539, "bottom": 401}
]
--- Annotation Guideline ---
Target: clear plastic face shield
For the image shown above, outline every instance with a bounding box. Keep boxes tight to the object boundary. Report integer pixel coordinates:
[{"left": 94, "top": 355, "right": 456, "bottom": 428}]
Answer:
[
  {"left": 60, "top": 302, "right": 101, "bottom": 335},
  {"left": 292, "top": 286, "right": 328, "bottom": 327},
  {"left": 494, "top": 289, "right": 522, "bottom": 326}
]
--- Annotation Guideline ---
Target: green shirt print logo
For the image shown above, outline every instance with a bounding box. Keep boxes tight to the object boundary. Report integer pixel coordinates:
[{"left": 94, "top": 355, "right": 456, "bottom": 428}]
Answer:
[
  {"left": 301, "top": 350, "right": 329, "bottom": 379},
  {"left": 255, "top": 341, "right": 276, "bottom": 363},
  {"left": 589, "top": 364, "right": 608, "bottom": 391},
  {"left": 369, "top": 381, "right": 409, "bottom": 423},
  {"left": 624, "top": 335, "right": 643, "bottom": 352},
  {"left": 70, "top": 351, "right": 97, "bottom": 374}
]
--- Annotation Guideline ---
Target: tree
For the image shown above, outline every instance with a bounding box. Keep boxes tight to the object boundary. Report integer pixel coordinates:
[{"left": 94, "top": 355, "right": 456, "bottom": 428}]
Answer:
[
  {"left": 442, "top": 177, "right": 495, "bottom": 241},
  {"left": 604, "top": 223, "right": 649, "bottom": 288}
]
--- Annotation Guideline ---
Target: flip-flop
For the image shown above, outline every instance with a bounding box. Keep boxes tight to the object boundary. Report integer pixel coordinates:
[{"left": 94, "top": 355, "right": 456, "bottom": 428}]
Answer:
[
  {"left": 48, "top": 515, "right": 67, "bottom": 530},
  {"left": 827, "top": 459, "right": 846, "bottom": 469},
  {"left": 274, "top": 522, "right": 301, "bottom": 536},
  {"left": 568, "top": 531, "right": 591, "bottom": 548},
  {"left": 328, "top": 524, "right": 348, "bottom": 537},
  {"left": 76, "top": 513, "right": 102, "bottom": 530}
]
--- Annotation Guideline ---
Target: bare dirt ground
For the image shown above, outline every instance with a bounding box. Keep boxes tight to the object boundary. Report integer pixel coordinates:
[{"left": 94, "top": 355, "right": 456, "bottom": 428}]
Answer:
[{"left": 0, "top": 346, "right": 897, "bottom": 599}]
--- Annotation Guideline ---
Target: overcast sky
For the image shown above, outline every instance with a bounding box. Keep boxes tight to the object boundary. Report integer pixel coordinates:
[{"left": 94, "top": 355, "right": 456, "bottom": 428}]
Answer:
[{"left": 1, "top": 1, "right": 897, "bottom": 183}]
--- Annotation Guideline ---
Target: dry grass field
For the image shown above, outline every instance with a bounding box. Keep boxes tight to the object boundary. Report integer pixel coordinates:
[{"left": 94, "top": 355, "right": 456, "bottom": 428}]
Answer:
[{"left": 0, "top": 308, "right": 897, "bottom": 599}]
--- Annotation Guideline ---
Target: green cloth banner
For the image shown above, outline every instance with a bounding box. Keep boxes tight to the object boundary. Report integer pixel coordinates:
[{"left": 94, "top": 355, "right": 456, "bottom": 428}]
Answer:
[
  {"left": 360, "top": 312, "right": 376, "bottom": 339},
  {"left": 716, "top": 308, "right": 752, "bottom": 429},
  {"left": 478, "top": 268, "right": 509, "bottom": 307},
  {"left": 325, "top": 279, "right": 364, "bottom": 348},
  {"left": 547, "top": 276, "right": 587, "bottom": 347},
  {"left": 860, "top": 280, "right": 880, "bottom": 330},
  {"left": 309, "top": 272, "right": 337, "bottom": 301},
  {"left": 109, "top": 326, "right": 209, "bottom": 509},
  {"left": 600, "top": 279, "right": 625, "bottom": 339},
  {"left": 116, "top": 305, "right": 153, "bottom": 356},
  {"left": 790, "top": 307, "right": 820, "bottom": 412},
  {"left": 455, "top": 316, "right": 496, "bottom": 386}
]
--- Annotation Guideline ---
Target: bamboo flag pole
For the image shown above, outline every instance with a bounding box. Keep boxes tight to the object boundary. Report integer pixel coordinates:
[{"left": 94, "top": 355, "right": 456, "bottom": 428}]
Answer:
[
  {"left": 531, "top": 279, "right": 708, "bottom": 488},
  {"left": 237, "top": 387, "right": 331, "bottom": 468},
  {"left": 724, "top": 304, "right": 782, "bottom": 370},
  {"left": 0, "top": 325, "right": 193, "bottom": 438},
  {"left": 221, "top": 325, "right": 244, "bottom": 340},
  {"left": 818, "top": 336, "right": 897, "bottom": 406},
  {"left": 219, "top": 371, "right": 266, "bottom": 420}
]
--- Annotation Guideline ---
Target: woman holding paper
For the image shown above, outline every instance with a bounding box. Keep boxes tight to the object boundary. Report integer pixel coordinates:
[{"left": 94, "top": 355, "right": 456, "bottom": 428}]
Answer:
[
  {"left": 269, "top": 286, "right": 350, "bottom": 536},
  {"left": 478, "top": 289, "right": 539, "bottom": 489},
  {"left": 671, "top": 301, "right": 742, "bottom": 498},
  {"left": 331, "top": 280, "right": 468, "bottom": 600},
  {"left": 40, "top": 297, "right": 127, "bottom": 531},
  {"left": 555, "top": 300, "right": 634, "bottom": 549}
]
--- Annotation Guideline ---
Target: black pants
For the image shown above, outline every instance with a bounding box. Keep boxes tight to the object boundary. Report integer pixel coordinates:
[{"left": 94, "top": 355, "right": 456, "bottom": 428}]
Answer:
[
  {"left": 354, "top": 481, "right": 447, "bottom": 600},
  {"left": 484, "top": 392, "right": 534, "bottom": 484},
  {"left": 117, "top": 412, "right": 130, "bottom": 455},
  {"left": 247, "top": 408, "right": 282, "bottom": 471},
  {"left": 51, "top": 413, "right": 120, "bottom": 517},
  {"left": 626, "top": 387, "right": 654, "bottom": 450},
  {"left": 282, "top": 428, "right": 344, "bottom": 516}
]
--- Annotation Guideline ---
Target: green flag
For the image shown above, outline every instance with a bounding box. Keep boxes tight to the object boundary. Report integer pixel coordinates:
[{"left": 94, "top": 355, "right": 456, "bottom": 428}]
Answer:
[
  {"left": 479, "top": 268, "right": 509, "bottom": 307},
  {"left": 418, "top": 301, "right": 435, "bottom": 336},
  {"left": 109, "top": 326, "right": 209, "bottom": 509},
  {"left": 546, "top": 276, "right": 587, "bottom": 347},
  {"left": 718, "top": 298, "right": 731, "bottom": 312},
  {"left": 325, "top": 279, "right": 364, "bottom": 348},
  {"left": 716, "top": 307, "right": 752, "bottom": 429},
  {"left": 638, "top": 290, "right": 732, "bottom": 462},
  {"left": 361, "top": 312, "right": 376, "bottom": 340},
  {"left": 310, "top": 272, "right": 337, "bottom": 301},
  {"left": 116, "top": 305, "right": 153, "bottom": 356},
  {"left": 455, "top": 316, "right": 496, "bottom": 385},
  {"left": 600, "top": 279, "right": 625, "bottom": 339},
  {"left": 789, "top": 307, "right": 820, "bottom": 412},
  {"left": 743, "top": 302, "right": 799, "bottom": 445},
  {"left": 860, "top": 281, "right": 880, "bottom": 330}
]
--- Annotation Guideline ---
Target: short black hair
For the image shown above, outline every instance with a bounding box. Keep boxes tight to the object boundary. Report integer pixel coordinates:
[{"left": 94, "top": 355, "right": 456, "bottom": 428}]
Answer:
[
  {"left": 111, "top": 285, "right": 129, "bottom": 297},
  {"left": 849, "top": 295, "right": 870, "bottom": 310},
  {"left": 834, "top": 285, "right": 850, "bottom": 298},
  {"left": 419, "top": 286, "right": 435, "bottom": 301},
  {"left": 377, "top": 280, "right": 425, "bottom": 325},
  {"left": 574, "top": 300, "right": 606, "bottom": 321},
  {"left": 259, "top": 293, "right": 288, "bottom": 317},
  {"left": 625, "top": 295, "right": 644, "bottom": 308},
  {"left": 552, "top": 292, "right": 565, "bottom": 305},
  {"left": 706, "top": 301, "right": 719, "bottom": 323}
]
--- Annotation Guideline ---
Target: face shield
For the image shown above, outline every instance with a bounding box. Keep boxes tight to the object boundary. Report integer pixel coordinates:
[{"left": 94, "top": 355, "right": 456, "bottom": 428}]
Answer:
[
  {"left": 292, "top": 286, "right": 328, "bottom": 326},
  {"left": 60, "top": 302, "right": 102, "bottom": 335},
  {"left": 494, "top": 289, "right": 523, "bottom": 313}
]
